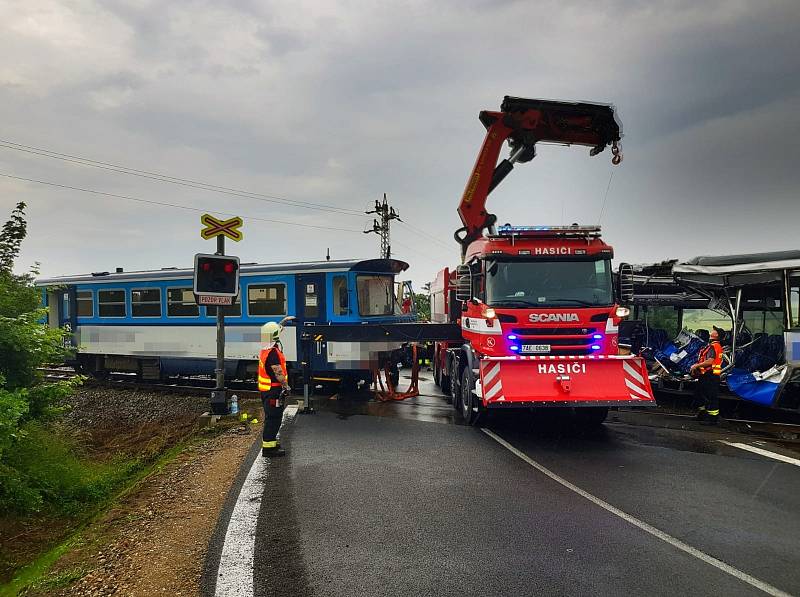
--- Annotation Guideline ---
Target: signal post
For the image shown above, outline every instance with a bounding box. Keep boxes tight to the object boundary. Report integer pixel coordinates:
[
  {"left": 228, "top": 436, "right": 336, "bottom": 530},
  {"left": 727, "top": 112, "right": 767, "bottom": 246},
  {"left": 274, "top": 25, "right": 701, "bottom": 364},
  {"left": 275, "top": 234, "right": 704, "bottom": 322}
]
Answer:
[{"left": 195, "top": 214, "right": 244, "bottom": 415}]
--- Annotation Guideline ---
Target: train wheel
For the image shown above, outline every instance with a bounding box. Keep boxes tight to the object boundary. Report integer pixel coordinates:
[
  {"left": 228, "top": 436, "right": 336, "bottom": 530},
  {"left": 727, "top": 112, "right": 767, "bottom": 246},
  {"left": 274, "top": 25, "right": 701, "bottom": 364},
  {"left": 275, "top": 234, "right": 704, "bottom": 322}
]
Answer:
[{"left": 460, "top": 367, "right": 479, "bottom": 426}]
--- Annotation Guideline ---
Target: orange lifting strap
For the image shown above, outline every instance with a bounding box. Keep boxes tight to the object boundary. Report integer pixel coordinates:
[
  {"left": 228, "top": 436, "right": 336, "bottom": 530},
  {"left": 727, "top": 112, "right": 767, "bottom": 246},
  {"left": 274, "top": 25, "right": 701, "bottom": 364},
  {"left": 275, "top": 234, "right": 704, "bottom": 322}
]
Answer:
[{"left": 371, "top": 344, "right": 420, "bottom": 402}]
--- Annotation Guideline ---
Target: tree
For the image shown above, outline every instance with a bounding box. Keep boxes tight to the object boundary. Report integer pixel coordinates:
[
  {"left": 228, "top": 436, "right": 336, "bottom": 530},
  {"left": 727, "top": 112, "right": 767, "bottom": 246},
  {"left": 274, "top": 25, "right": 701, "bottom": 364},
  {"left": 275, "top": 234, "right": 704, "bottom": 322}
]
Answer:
[
  {"left": 0, "top": 202, "right": 27, "bottom": 275},
  {"left": 414, "top": 282, "right": 431, "bottom": 321},
  {"left": 0, "top": 203, "right": 79, "bottom": 511}
]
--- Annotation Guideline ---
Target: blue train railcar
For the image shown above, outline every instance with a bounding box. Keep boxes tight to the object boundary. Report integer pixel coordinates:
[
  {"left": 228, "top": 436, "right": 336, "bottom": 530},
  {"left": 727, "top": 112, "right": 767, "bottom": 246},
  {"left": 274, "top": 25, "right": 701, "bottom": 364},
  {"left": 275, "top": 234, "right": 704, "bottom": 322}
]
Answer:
[{"left": 36, "top": 258, "right": 416, "bottom": 388}]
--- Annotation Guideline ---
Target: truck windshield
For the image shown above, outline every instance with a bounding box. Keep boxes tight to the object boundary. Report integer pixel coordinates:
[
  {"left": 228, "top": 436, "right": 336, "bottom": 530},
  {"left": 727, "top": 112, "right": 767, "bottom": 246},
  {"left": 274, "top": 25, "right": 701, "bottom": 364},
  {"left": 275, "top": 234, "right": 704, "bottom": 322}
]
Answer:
[
  {"left": 357, "top": 274, "right": 397, "bottom": 316},
  {"left": 485, "top": 259, "right": 613, "bottom": 308}
]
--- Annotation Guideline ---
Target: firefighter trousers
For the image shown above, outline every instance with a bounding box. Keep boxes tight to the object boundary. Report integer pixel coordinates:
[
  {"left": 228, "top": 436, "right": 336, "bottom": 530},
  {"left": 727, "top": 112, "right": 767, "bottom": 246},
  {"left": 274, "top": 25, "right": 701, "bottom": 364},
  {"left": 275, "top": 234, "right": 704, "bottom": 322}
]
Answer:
[
  {"left": 260, "top": 389, "right": 285, "bottom": 448},
  {"left": 696, "top": 373, "right": 720, "bottom": 416}
]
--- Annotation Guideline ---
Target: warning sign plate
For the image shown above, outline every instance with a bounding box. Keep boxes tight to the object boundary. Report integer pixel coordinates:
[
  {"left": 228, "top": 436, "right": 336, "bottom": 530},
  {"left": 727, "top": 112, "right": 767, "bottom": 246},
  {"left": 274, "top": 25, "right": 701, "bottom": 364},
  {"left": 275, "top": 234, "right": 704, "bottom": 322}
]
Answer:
[{"left": 196, "top": 294, "right": 234, "bottom": 306}]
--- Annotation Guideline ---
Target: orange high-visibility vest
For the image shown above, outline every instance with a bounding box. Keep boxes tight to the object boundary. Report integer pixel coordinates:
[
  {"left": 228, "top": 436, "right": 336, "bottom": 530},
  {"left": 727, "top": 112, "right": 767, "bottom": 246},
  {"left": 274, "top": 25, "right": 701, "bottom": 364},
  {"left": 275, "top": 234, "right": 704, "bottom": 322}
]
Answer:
[
  {"left": 258, "top": 345, "right": 287, "bottom": 391},
  {"left": 698, "top": 341, "right": 723, "bottom": 375}
]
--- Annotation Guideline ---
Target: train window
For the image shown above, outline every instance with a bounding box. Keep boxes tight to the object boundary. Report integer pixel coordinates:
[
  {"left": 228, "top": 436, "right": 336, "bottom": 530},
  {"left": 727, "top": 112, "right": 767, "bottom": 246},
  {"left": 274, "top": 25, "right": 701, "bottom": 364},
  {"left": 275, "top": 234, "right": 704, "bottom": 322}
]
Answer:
[
  {"left": 98, "top": 289, "right": 126, "bottom": 318},
  {"left": 790, "top": 275, "right": 800, "bottom": 328},
  {"left": 248, "top": 284, "right": 287, "bottom": 316},
  {"left": 333, "top": 276, "right": 349, "bottom": 316},
  {"left": 76, "top": 291, "right": 93, "bottom": 317},
  {"left": 357, "top": 275, "right": 394, "bottom": 316},
  {"left": 303, "top": 282, "right": 319, "bottom": 318},
  {"left": 131, "top": 288, "right": 162, "bottom": 317},
  {"left": 167, "top": 288, "right": 199, "bottom": 317},
  {"left": 206, "top": 293, "right": 242, "bottom": 317}
]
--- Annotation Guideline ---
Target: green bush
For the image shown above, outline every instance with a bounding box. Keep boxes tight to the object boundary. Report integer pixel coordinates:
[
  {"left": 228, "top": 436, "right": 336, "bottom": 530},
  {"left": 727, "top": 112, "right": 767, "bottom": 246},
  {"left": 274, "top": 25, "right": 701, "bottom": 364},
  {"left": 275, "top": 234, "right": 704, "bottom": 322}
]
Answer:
[
  {"left": 0, "top": 202, "right": 89, "bottom": 515},
  {"left": 0, "top": 423, "right": 143, "bottom": 516}
]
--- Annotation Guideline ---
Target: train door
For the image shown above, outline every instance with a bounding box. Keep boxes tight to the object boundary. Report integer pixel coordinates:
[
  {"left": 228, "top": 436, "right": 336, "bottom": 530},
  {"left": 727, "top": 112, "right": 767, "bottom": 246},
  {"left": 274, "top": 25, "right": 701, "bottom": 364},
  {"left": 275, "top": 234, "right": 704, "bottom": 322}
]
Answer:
[
  {"left": 295, "top": 273, "right": 329, "bottom": 371},
  {"left": 296, "top": 273, "right": 326, "bottom": 324},
  {"left": 46, "top": 289, "right": 64, "bottom": 328}
]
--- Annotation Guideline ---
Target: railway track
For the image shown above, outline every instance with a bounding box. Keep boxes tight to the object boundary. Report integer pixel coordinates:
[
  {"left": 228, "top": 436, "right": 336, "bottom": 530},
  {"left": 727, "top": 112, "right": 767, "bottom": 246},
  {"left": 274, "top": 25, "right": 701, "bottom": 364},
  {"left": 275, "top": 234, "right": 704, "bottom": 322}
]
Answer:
[
  {"left": 38, "top": 367, "right": 800, "bottom": 441},
  {"left": 39, "top": 367, "right": 262, "bottom": 399}
]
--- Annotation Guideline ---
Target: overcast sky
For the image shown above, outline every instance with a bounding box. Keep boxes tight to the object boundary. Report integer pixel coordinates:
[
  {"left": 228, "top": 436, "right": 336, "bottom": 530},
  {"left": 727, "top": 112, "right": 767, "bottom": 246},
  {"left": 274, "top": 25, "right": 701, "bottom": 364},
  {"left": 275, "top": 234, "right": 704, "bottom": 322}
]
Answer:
[{"left": 1, "top": 0, "right": 798, "bottom": 289}]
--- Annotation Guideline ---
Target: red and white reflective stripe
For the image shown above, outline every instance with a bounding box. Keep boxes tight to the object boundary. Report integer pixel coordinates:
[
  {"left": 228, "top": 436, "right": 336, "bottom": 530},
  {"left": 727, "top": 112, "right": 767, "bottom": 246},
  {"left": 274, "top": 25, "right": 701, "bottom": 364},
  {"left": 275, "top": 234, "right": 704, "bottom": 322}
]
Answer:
[
  {"left": 481, "top": 354, "right": 642, "bottom": 361},
  {"left": 605, "top": 318, "right": 619, "bottom": 333},
  {"left": 621, "top": 360, "right": 652, "bottom": 400},
  {"left": 482, "top": 361, "right": 505, "bottom": 401}
]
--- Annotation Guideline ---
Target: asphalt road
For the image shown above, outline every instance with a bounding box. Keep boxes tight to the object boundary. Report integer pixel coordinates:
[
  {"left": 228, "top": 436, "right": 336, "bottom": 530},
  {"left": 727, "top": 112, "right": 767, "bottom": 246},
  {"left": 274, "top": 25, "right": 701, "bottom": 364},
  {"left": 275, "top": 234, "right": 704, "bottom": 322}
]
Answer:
[{"left": 211, "top": 378, "right": 800, "bottom": 597}]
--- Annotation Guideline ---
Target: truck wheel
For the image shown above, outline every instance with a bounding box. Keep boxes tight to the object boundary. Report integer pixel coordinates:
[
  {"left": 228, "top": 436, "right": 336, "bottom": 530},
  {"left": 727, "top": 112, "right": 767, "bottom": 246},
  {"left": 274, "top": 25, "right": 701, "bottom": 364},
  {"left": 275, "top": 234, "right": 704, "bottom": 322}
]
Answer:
[
  {"left": 449, "top": 358, "right": 460, "bottom": 411},
  {"left": 460, "top": 367, "right": 479, "bottom": 426},
  {"left": 441, "top": 364, "right": 452, "bottom": 400},
  {"left": 574, "top": 407, "right": 609, "bottom": 428}
]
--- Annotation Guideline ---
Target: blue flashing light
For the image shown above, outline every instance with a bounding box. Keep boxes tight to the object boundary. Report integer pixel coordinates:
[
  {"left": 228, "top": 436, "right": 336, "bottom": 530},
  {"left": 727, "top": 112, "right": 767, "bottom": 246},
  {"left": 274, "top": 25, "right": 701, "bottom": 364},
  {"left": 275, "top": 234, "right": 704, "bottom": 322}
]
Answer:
[
  {"left": 591, "top": 345, "right": 601, "bottom": 350},
  {"left": 510, "top": 346, "right": 520, "bottom": 352},
  {"left": 507, "top": 334, "right": 518, "bottom": 340},
  {"left": 592, "top": 334, "right": 603, "bottom": 339}
]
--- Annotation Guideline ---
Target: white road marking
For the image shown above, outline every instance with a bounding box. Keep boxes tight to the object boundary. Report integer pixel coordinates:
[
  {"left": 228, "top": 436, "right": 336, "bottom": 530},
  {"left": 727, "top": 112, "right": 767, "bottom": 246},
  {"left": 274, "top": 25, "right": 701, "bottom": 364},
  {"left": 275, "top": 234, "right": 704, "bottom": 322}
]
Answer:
[
  {"left": 719, "top": 441, "right": 800, "bottom": 468},
  {"left": 482, "top": 428, "right": 793, "bottom": 597},
  {"left": 215, "top": 404, "right": 299, "bottom": 597}
]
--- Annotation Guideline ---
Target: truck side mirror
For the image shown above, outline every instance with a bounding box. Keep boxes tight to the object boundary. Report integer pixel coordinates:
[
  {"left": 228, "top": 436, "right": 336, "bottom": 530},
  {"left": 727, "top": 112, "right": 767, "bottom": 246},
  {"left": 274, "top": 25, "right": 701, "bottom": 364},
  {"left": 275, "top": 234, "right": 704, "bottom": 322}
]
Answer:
[
  {"left": 617, "top": 262, "right": 634, "bottom": 304},
  {"left": 455, "top": 264, "right": 472, "bottom": 302}
]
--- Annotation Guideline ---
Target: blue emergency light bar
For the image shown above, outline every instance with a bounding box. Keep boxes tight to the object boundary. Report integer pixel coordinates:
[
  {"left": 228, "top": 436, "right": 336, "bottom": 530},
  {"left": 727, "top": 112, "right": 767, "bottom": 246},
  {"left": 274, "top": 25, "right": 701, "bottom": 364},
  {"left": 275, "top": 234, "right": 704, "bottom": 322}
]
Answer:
[{"left": 496, "top": 224, "right": 602, "bottom": 238}]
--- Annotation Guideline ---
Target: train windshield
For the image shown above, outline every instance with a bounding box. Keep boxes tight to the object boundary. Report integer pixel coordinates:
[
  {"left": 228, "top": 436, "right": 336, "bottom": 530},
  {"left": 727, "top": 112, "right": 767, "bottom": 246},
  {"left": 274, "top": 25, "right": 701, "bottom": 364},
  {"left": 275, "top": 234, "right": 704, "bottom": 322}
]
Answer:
[
  {"left": 485, "top": 259, "right": 613, "bottom": 308},
  {"left": 357, "top": 274, "right": 398, "bottom": 316}
]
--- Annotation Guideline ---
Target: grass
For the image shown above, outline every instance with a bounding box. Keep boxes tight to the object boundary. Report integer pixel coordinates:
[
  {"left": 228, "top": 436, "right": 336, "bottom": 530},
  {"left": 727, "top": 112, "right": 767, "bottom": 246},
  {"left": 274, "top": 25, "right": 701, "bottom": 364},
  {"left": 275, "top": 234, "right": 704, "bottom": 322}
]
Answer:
[{"left": 0, "top": 424, "right": 218, "bottom": 596}]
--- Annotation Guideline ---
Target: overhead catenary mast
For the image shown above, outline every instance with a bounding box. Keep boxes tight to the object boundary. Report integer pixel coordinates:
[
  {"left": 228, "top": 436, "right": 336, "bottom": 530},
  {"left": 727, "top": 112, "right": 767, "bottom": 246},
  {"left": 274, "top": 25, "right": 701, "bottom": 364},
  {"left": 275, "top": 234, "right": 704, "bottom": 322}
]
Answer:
[{"left": 364, "top": 192, "right": 401, "bottom": 259}]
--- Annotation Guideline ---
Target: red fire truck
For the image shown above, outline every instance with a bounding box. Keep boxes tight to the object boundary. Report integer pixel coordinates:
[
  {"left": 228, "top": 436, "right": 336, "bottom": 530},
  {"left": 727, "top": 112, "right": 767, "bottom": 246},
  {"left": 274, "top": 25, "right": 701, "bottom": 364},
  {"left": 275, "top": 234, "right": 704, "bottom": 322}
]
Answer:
[{"left": 431, "top": 97, "right": 656, "bottom": 425}]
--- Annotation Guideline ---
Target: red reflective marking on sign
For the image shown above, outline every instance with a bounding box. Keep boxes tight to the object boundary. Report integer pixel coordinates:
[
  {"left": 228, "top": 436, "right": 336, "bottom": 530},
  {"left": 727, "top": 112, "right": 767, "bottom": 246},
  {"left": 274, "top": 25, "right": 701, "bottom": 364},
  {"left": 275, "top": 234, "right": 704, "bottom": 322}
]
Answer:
[{"left": 201, "top": 214, "right": 244, "bottom": 241}]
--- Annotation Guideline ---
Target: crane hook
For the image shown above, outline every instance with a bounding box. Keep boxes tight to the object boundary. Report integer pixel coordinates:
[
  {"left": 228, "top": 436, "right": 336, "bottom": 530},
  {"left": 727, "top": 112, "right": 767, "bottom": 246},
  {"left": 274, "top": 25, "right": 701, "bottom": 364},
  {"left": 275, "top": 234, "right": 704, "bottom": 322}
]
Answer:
[{"left": 611, "top": 141, "right": 622, "bottom": 165}]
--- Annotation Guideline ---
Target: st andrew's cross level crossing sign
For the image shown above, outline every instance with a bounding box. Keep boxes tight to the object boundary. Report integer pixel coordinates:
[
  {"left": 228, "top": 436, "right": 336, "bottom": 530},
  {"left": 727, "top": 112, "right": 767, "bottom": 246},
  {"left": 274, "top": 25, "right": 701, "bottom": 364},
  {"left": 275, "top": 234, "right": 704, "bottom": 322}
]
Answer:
[{"left": 201, "top": 213, "right": 244, "bottom": 242}]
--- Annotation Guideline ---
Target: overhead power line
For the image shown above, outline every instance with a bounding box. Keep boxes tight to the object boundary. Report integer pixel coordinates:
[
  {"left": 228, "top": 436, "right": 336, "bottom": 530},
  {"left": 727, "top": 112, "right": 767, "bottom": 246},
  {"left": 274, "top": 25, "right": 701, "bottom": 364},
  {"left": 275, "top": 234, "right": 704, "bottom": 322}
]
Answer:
[
  {"left": 0, "top": 172, "right": 364, "bottom": 233},
  {"left": 398, "top": 219, "right": 453, "bottom": 251},
  {"left": 0, "top": 138, "right": 364, "bottom": 216}
]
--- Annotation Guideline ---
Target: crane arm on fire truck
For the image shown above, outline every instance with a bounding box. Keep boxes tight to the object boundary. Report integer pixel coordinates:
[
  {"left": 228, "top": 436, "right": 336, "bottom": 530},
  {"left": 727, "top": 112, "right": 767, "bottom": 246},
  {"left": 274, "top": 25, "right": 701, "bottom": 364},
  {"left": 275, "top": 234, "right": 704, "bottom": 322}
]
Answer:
[{"left": 455, "top": 96, "right": 623, "bottom": 258}]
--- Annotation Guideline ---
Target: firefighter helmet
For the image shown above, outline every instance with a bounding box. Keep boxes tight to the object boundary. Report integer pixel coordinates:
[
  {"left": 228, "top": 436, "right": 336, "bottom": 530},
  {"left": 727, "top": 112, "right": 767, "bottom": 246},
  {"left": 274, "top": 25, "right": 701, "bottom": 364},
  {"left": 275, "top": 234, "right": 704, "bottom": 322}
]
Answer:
[{"left": 261, "top": 316, "right": 296, "bottom": 343}]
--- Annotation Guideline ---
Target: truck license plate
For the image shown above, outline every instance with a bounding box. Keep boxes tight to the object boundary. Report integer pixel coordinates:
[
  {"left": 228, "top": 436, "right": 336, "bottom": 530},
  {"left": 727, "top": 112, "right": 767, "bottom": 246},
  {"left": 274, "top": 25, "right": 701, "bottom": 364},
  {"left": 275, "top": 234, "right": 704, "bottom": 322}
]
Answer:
[{"left": 521, "top": 344, "right": 550, "bottom": 353}]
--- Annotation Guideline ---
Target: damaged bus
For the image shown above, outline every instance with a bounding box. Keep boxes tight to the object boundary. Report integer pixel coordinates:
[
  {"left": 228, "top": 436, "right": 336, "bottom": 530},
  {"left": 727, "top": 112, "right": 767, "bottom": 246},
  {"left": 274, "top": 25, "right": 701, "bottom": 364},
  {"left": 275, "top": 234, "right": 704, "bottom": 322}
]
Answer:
[{"left": 623, "top": 251, "right": 800, "bottom": 412}]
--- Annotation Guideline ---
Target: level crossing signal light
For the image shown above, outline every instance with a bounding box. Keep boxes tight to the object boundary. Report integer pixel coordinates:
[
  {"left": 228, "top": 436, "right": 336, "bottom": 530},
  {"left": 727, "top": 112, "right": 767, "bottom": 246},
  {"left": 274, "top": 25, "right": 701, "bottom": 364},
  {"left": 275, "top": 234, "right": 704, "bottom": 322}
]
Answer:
[{"left": 193, "top": 253, "right": 240, "bottom": 296}]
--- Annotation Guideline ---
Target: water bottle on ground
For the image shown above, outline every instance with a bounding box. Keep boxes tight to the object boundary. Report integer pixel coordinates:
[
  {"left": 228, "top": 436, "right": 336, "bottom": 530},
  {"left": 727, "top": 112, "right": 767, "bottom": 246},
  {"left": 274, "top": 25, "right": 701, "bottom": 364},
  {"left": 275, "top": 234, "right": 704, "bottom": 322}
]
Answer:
[{"left": 230, "top": 394, "right": 239, "bottom": 415}]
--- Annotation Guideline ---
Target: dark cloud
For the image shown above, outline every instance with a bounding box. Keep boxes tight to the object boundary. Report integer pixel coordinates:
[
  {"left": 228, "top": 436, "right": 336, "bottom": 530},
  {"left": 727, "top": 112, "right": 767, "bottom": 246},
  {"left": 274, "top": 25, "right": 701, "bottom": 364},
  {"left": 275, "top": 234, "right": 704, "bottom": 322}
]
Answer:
[{"left": 0, "top": 0, "right": 798, "bottom": 289}]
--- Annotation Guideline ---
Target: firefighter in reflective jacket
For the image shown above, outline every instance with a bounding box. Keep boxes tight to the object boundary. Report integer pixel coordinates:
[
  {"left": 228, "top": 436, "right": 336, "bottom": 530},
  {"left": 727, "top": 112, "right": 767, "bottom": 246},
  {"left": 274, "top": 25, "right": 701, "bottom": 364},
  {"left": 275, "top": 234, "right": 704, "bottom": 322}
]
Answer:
[
  {"left": 690, "top": 328, "right": 724, "bottom": 425},
  {"left": 258, "top": 317, "right": 295, "bottom": 457}
]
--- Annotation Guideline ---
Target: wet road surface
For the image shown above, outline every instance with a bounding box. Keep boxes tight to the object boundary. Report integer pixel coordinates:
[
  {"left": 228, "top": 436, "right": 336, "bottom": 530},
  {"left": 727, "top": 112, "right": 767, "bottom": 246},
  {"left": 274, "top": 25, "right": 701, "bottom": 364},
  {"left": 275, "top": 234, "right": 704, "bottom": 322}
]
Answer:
[{"left": 233, "top": 375, "right": 800, "bottom": 596}]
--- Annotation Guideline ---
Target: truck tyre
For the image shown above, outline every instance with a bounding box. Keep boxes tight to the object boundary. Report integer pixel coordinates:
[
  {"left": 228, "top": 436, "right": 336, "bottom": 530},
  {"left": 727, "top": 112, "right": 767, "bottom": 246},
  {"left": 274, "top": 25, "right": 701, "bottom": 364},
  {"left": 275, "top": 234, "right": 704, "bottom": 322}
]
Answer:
[
  {"left": 460, "top": 367, "right": 479, "bottom": 426},
  {"left": 433, "top": 355, "right": 453, "bottom": 404},
  {"left": 574, "top": 407, "right": 609, "bottom": 428},
  {"left": 438, "top": 354, "right": 452, "bottom": 400},
  {"left": 449, "top": 357, "right": 461, "bottom": 411}
]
